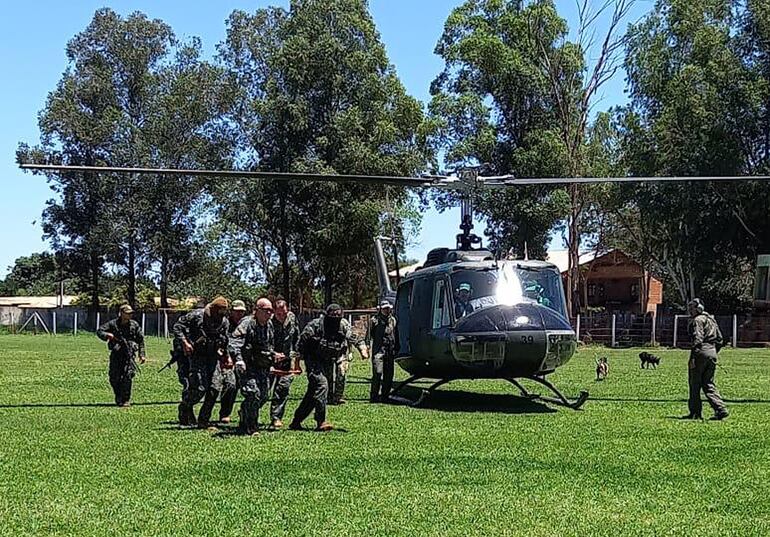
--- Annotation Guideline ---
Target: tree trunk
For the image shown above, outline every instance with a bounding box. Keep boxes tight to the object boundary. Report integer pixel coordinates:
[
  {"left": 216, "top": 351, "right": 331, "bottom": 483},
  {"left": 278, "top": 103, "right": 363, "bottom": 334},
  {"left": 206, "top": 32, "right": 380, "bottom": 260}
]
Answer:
[
  {"left": 127, "top": 233, "right": 137, "bottom": 308},
  {"left": 89, "top": 251, "right": 100, "bottom": 327},
  {"left": 324, "top": 272, "right": 333, "bottom": 306},
  {"left": 160, "top": 252, "right": 169, "bottom": 309},
  {"left": 279, "top": 196, "right": 291, "bottom": 300},
  {"left": 567, "top": 184, "right": 581, "bottom": 317}
]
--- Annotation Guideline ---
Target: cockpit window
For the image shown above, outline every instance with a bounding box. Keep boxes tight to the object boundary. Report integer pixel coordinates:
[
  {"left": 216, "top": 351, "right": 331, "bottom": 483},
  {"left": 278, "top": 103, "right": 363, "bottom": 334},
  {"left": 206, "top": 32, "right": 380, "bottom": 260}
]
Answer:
[{"left": 450, "top": 263, "right": 567, "bottom": 319}]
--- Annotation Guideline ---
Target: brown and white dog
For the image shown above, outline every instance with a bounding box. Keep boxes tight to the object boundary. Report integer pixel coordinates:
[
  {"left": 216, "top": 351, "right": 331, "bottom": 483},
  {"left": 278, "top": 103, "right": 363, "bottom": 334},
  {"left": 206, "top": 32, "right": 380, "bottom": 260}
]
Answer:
[{"left": 595, "top": 357, "right": 609, "bottom": 381}]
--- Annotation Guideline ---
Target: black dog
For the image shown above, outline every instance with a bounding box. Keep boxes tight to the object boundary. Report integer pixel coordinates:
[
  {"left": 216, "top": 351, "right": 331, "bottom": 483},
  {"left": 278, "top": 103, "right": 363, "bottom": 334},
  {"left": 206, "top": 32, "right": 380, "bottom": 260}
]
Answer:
[{"left": 639, "top": 351, "right": 661, "bottom": 369}]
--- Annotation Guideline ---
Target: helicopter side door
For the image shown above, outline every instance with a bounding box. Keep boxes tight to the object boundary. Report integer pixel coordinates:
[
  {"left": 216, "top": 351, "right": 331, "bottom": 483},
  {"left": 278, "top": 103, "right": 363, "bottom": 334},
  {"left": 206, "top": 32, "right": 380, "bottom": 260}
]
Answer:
[
  {"left": 396, "top": 280, "right": 413, "bottom": 356},
  {"left": 408, "top": 276, "right": 434, "bottom": 360}
]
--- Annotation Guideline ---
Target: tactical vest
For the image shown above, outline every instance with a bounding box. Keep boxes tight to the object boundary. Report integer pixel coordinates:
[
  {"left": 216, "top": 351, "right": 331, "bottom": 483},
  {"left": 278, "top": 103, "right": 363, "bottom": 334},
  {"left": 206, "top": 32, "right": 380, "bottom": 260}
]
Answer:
[{"left": 318, "top": 326, "right": 347, "bottom": 363}]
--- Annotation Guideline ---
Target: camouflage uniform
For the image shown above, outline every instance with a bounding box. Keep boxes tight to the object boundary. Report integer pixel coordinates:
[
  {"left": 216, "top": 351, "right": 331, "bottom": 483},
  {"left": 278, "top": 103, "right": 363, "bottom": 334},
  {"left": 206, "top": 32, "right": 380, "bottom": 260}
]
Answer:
[
  {"left": 370, "top": 312, "right": 398, "bottom": 402},
  {"left": 204, "top": 317, "right": 243, "bottom": 422},
  {"left": 169, "top": 339, "right": 190, "bottom": 404},
  {"left": 232, "top": 317, "right": 275, "bottom": 434},
  {"left": 328, "top": 318, "right": 360, "bottom": 405},
  {"left": 97, "top": 318, "right": 146, "bottom": 406},
  {"left": 270, "top": 311, "right": 300, "bottom": 422},
  {"left": 291, "top": 315, "right": 364, "bottom": 427},
  {"left": 172, "top": 308, "right": 229, "bottom": 426},
  {"left": 687, "top": 312, "right": 728, "bottom": 418}
]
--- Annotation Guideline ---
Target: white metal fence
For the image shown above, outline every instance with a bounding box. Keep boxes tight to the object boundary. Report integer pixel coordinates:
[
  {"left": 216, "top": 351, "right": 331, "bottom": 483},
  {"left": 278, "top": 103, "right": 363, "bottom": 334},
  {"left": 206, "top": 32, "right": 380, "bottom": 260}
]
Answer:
[
  {"left": 3, "top": 307, "right": 768, "bottom": 348},
  {"left": 1, "top": 307, "right": 378, "bottom": 340},
  {"left": 571, "top": 312, "right": 770, "bottom": 348}
]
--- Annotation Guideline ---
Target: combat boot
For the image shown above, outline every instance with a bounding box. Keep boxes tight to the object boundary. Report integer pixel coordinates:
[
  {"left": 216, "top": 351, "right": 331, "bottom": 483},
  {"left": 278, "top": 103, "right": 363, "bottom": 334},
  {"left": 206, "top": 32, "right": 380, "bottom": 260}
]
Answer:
[
  {"left": 710, "top": 411, "right": 729, "bottom": 421},
  {"left": 197, "top": 419, "right": 212, "bottom": 429},
  {"left": 288, "top": 420, "right": 303, "bottom": 431},
  {"left": 316, "top": 421, "right": 334, "bottom": 432},
  {"left": 178, "top": 404, "right": 195, "bottom": 426},
  {"left": 679, "top": 414, "right": 702, "bottom": 420}
]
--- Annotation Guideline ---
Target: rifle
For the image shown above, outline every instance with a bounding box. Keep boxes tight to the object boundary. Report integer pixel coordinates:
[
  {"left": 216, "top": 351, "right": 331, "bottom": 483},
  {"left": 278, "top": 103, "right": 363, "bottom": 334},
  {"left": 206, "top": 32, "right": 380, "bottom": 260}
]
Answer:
[
  {"left": 159, "top": 350, "right": 178, "bottom": 373},
  {"left": 110, "top": 330, "right": 140, "bottom": 374},
  {"left": 159, "top": 335, "right": 207, "bottom": 373}
]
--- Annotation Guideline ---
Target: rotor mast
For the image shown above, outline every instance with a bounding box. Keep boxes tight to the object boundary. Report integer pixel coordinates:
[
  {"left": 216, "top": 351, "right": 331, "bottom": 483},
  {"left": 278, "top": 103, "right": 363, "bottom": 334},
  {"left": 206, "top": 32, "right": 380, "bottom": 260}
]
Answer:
[{"left": 456, "top": 167, "right": 483, "bottom": 251}]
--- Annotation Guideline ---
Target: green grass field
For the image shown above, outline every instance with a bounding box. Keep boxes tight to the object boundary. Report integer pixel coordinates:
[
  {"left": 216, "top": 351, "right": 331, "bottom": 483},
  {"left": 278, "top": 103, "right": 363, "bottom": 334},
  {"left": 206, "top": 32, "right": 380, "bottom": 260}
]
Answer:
[{"left": 1, "top": 334, "right": 769, "bottom": 536}]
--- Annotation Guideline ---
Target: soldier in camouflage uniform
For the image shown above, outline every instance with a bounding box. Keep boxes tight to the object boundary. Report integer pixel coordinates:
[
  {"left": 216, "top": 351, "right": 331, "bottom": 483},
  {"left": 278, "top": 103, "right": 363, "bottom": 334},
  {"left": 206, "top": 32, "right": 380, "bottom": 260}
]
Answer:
[
  {"left": 210, "top": 300, "right": 247, "bottom": 424},
  {"left": 683, "top": 298, "right": 729, "bottom": 421},
  {"left": 269, "top": 300, "right": 300, "bottom": 428},
  {"left": 328, "top": 316, "right": 358, "bottom": 405},
  {"left": 289, "top": 304, "right": 368, "bottom": 432},
  {"left": 172, "top": 297, "right": 230, "bottom": 428},
  {"left": 232, "top": 298, "right": 281, "bottom": 436},
  {"left": 369, "top": 300, "right": 399, "bottom": 403},
  {"left": 97, "top": 304, "right": 146, "bottom": 407}
]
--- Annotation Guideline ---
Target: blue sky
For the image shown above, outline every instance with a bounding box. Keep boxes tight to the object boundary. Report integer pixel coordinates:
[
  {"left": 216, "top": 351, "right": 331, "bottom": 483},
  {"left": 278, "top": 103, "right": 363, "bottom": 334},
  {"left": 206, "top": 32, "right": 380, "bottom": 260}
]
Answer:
[{"left": 0, "top": 0, "right": 652, "bottom": 278}]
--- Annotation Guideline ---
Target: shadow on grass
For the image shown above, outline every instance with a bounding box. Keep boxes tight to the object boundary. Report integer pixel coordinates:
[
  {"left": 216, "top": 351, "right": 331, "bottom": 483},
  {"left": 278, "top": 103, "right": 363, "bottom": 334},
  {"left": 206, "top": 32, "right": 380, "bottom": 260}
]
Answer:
[
  {"left": 590, "top": 397, "right": 770, "bottom": 404},
  {"left": 397, "top": 386, "right": 557, "bottom": 414},
  {"left": 0, "top": 400, "right": 179, "bottom": 409},
  {"left": 345, "top": 374, "right": 435, "bottom": 387},
  {"left": 208, "top": 425, "right": 349, "bottom": 439}
]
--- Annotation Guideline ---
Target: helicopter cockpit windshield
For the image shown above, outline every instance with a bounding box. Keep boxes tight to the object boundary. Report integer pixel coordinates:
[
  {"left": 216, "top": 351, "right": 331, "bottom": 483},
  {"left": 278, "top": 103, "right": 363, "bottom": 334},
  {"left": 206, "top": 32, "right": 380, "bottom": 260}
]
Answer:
[{"left": 450, "top": 263, "right": 567, "bottom": 319}]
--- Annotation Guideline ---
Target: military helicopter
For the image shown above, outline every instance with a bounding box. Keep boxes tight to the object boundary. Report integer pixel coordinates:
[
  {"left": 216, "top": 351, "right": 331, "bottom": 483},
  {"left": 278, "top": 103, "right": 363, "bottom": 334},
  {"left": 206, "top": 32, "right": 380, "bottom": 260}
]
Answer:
[{"left": 21, "top": 162, "right": 770, "bottom": 410}]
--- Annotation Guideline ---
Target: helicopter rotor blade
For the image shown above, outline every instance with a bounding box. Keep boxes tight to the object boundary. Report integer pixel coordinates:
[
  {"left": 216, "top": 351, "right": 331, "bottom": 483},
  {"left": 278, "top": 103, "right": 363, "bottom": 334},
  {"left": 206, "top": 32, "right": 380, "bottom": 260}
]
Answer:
[
  {"left": 19, "top": 163, "right": 447, "bottom": 189},
  {"left": 483, "top": 175, "right": 770, "bottom": 186},
  {"left": 19, "top": 164, "right": 770, "bottom": 187}
]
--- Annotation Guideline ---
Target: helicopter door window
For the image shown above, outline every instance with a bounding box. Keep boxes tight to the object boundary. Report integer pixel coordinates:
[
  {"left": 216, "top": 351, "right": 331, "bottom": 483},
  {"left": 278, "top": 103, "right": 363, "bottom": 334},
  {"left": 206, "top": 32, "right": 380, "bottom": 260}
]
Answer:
[{"left": 432, "top": 279, "right": 452, "bottom": 329}]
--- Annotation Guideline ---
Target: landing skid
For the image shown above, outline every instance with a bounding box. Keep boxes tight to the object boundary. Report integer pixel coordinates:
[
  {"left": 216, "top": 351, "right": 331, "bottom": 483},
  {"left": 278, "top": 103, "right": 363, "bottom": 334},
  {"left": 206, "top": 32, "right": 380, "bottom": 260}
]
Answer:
[
  {"left": 388, "top": 375, "right": 588, "bottom": 410},
  {"left": 505, "top": 377, "right": 589, "bottom": 410}
]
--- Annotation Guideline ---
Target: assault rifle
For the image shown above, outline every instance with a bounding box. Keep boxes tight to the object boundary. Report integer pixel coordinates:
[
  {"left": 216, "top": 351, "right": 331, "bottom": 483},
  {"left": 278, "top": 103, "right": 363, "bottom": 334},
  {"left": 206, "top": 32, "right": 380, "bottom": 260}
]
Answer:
[{"left": 158, "top": 335, "right": 208, "bottom": 373}]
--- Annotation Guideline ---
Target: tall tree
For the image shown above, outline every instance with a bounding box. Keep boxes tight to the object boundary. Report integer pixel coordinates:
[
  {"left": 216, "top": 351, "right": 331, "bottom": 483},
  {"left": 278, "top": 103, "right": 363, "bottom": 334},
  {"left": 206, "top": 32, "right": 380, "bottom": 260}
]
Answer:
[
  {"left": 612, "top": 0, "right": 770, "bottom": 309},
  {"left": 429, "top": 0, "right": 572, "bottom": 260},
  {"left": 21, "top": 9, "right": 229, "bottom": 310},
  {"left": 139, "top": 41, "right": 234, "bottom": 308},
  {"left": 216, "top": 0, "right": 432, "bottom": 307},
  {"left": 528, "top": 0, "right": 635, "bottom": 315}
]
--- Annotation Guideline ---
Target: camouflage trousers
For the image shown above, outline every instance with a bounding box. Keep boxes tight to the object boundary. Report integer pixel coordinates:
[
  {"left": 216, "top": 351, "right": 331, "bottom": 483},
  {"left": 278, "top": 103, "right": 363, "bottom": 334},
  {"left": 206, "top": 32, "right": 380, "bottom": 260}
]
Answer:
[
  {"left": 178, "top": 354, "right": 217, "bottom": 425},
  {"left": 269, "top": 372, "right": 294, "bottom": 422},
  {"left": 176, "top": 354, "right": 190, "bottom": 397},
  {"left": 238, "top": 367, "right": 270, "bottom": 434},
  {"left": 109, "top": 352, "right": 137, "bottom": 406},
  {"left": 292, "top": 359, "right": 329, "bottom": 426},
  {"left": 199, "top": 361, "right": 238, "bottom": 424},
  {"left": 370, "top": 351, "right": 395, "bottom": 402},
  {"left": 688, "top": 352, "right": 727, "bottom": 417},
  {"left": 325, "top": 355, "right": 350, "bottom": 404}
]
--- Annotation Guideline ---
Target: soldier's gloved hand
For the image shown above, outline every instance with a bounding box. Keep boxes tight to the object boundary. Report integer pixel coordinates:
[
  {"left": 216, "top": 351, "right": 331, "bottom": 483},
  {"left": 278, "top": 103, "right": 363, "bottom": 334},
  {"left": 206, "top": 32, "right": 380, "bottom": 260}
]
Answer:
[
  {"left": 182, "top": 340, "right": 194, "bottom": 356},
  {"left": 106, "top": 333, "right": 115, "bottom": 341},
  {"left": 139, "top": 356, "right": 147, "bottom": 365},
  {"left": 235, "top": 360, "right": 246, "bottom": 374},
  {"left": 359, "top": 346, "right": 370, "bottom": 360},
  {"left": 222, "top": 356, "right": 234, "bottom": 369}
]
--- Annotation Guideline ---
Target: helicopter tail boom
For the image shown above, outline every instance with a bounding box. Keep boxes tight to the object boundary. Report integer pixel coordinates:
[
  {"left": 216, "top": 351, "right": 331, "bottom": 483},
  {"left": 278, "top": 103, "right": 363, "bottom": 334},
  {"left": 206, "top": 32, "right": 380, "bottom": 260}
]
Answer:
[{"left": 374, "top": 237, "right": 396, "bottom": 304}]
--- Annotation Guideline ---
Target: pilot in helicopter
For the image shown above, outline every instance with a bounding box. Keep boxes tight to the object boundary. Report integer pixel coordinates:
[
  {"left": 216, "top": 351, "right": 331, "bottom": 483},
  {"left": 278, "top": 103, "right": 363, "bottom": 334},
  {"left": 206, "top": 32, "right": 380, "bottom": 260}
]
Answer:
[{"left": 454, "top": 282, "right": 475, "bottom": 318}]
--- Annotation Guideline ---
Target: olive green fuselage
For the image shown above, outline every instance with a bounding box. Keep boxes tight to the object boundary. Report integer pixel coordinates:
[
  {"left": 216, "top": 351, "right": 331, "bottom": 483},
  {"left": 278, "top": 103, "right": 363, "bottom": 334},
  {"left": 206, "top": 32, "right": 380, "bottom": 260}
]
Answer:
[{"left": 394, "top": 260, "right": 576, "bottom": 380}]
